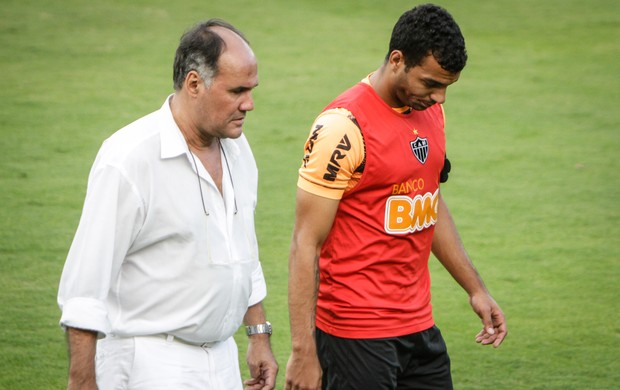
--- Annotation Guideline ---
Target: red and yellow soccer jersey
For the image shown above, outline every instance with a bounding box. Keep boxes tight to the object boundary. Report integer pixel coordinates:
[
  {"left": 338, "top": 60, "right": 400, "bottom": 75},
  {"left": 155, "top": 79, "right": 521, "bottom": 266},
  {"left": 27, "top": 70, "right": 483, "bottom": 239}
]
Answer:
[{"left": 298, "top": 78, "right": 446, "bottom": 339}]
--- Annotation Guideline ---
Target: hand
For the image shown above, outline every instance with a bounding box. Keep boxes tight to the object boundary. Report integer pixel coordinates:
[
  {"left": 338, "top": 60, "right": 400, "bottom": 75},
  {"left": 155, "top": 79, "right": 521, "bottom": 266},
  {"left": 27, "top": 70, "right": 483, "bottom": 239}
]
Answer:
[
  {"left": 244, "top": 335, "right": 278, "bottom": 390},
  {"left": 284, "top": 350, "right": 322, "bottom": 390},
  {"left": 470, "top": 293, "right": 507, "bottom": 348}
]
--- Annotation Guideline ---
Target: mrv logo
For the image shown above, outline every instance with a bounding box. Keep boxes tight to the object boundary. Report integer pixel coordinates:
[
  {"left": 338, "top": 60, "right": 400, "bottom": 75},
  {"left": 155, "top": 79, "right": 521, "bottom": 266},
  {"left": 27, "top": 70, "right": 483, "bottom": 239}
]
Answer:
[{"left": 323, "top": 134, "right": 351, "bottom": 181}]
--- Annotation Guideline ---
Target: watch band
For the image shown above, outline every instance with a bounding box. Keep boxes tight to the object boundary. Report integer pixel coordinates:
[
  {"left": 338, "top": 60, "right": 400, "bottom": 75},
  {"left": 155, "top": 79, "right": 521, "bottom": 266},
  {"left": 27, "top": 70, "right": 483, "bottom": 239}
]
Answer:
[{"left": 246, "top": 321, "right": 272, "bottom": 336}]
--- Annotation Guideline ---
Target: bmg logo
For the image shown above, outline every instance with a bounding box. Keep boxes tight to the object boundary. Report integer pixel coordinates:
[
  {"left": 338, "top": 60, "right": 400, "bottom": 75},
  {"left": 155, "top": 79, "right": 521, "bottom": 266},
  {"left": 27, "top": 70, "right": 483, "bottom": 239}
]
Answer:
[{"left": 384, "top": 189, "right": 438, "bottom": 234}]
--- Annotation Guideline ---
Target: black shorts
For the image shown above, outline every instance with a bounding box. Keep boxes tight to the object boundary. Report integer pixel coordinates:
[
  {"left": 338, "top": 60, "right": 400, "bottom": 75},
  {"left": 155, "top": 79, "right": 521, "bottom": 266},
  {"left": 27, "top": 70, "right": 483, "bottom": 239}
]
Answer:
[{"left": 316, "top": 325, "right": 452, "bottom": 390}]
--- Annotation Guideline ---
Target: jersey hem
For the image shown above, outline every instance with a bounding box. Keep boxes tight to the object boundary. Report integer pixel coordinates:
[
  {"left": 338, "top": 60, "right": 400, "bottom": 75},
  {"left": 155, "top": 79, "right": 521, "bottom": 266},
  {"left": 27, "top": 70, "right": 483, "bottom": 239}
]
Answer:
[
  {"left": 315, "top": 317, "right": 435, "bottom": 339},
  {"left": 297, "top": 176, "right": 344, "bottom": 200}
]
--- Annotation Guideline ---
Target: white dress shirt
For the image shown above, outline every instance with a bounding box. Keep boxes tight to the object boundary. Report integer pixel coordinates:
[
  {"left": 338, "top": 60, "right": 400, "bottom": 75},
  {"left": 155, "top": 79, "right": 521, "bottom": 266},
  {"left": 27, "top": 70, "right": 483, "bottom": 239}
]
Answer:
[{"left": 58, "top": 96, "right": 267, "bottom": 344}]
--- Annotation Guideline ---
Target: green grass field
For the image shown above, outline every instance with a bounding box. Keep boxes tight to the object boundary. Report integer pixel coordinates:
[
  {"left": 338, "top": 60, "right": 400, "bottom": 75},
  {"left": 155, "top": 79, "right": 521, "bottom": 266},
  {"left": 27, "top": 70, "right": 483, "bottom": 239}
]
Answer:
[{"left": 1, "top": 0, "right": 618, "bottom": 388}]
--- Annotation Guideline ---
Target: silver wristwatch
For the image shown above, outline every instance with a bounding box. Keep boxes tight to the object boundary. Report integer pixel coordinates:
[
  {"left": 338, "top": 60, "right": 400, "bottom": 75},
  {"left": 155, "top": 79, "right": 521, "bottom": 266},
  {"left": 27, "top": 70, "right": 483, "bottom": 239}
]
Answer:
[{"left": 246, "top": 321, "right": 272, "bottom": 336}]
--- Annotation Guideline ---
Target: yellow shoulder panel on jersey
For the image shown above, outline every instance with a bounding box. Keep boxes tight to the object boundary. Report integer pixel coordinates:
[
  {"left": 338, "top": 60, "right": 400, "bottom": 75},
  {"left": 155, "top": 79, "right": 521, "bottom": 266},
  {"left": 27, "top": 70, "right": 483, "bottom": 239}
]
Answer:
[{"left": 298, "top": 108, "right": 364, "bottom": 200}]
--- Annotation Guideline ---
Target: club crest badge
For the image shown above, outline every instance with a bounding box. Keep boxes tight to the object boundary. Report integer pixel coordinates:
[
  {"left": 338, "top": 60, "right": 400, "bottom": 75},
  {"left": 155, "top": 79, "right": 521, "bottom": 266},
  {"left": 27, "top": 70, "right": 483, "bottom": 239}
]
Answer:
[{"left": 410, "top": 137, "right": 429, "bottom": 164}]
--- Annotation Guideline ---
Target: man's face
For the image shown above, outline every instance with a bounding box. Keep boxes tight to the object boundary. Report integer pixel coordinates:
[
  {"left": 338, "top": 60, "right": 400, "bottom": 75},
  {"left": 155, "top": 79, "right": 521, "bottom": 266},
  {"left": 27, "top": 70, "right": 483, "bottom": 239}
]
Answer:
[
  {"left": 393, "top": 54, "right": 460, "bottom": 111},
  {"left": 195, "top": 34, "right": 259, "bottom": 140}
]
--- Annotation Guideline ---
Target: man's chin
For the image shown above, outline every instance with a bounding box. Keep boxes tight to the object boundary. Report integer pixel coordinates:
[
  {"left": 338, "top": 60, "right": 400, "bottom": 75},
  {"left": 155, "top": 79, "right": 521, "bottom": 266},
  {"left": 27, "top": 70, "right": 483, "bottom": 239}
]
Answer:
[
  {"left": 411, "top": 102, "right": 434, "bottom": 111},
  {"left": 225, "top": 127, "right": 244, "bottom": 139}
]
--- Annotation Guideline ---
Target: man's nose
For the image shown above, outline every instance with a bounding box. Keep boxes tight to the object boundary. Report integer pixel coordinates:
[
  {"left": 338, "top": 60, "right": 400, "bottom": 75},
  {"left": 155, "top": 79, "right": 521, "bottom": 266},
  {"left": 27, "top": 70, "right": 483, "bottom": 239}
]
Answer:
[
  {"left": 240, "top": 92, "right": 254, "bottom": 112},
  {"left": 430, "top": 88, "right": 447, "bottom": 105}
]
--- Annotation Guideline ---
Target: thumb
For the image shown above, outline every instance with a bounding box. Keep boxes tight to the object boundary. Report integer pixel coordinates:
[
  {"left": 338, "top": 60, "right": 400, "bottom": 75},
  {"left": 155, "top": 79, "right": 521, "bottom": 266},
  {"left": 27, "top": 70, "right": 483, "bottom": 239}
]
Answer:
[
  {"left": 480, "top": 306, "right": 495, "bottom": 334},
  {"left": 472, "top": 294, "right": 495, "bottom": 334}
]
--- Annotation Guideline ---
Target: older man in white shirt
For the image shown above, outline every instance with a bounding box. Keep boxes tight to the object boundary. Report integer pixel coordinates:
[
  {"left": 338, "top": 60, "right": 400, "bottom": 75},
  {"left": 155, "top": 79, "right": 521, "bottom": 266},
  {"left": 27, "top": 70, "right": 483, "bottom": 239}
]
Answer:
[{"left": 58, "top": 19, "right": 277, "bottom": 390}]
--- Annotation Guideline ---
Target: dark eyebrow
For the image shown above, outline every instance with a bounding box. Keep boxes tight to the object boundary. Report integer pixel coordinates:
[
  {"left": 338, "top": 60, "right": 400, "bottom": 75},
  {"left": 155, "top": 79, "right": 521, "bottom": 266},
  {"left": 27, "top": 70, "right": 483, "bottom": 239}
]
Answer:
[
  {"left": 231, "top": 82, "right": 259, "bottom": 93},
  {"left": 423, "top": 78, "right": 447, "bottom": 88}
]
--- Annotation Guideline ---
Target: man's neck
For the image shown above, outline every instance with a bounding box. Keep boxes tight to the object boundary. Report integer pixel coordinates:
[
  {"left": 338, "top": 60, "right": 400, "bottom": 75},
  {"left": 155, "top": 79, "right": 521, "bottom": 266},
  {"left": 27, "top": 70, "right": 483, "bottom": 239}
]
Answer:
[
  {"left": 368, "top": 65, "right": 396, "bottom": 108},
  {"left": 169, "top": 93, "right": 218, "bottom": 151}
]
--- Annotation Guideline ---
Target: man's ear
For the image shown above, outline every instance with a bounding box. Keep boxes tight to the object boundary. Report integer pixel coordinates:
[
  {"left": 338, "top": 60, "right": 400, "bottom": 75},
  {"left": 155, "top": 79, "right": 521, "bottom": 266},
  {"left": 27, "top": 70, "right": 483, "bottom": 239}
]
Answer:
[
  {"left": 184, "top": 70, "right": 202, "bottom": 97},
  {"left": 388, "top": 50, "right": 405, "bottom": 71}
]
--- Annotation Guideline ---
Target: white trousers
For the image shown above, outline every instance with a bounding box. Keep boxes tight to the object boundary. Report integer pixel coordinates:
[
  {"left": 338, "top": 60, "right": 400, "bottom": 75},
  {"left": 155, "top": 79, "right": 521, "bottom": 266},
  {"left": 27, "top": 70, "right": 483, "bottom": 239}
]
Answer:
[{"left": 96, "top": 335, "right": 243, "bottom": 389}]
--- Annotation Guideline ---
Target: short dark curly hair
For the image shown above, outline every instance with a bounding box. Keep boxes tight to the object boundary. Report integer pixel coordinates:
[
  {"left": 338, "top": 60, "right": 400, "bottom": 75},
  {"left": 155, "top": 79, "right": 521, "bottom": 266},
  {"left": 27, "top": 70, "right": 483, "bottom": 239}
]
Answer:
[{"left": 387, "top": 4, "right": 467, "bottom": 73}]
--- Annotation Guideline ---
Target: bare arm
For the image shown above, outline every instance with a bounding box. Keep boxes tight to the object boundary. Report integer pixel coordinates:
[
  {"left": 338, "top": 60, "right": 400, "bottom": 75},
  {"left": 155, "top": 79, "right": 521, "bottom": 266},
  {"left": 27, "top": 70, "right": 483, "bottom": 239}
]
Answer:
[
  {"left": 432, "top": 192, "right": 507, "bottom": 348},
  {"left": 243, "top": 302, "right": 278, "bottom": 390},
  {"left": 66, "top": 327, "right": 98, "bottom": 390},
  {"left": 285, "top": 188, "right": 340, "bottom": 390}
]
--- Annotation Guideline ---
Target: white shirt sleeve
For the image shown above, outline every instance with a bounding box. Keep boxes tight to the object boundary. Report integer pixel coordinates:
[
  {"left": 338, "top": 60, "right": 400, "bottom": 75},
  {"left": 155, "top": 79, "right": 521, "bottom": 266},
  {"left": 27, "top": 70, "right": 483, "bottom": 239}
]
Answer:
[
  {"left": 248, "top": 262, "right": 267, "bottom": 307},
  {"left": 58, "top": 158, "right": 144, "bottom": 334}
]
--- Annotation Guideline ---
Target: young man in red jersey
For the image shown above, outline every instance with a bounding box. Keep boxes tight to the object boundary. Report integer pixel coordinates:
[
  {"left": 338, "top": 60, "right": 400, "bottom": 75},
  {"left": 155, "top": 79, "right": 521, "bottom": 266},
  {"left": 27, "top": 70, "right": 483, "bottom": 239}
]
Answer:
[{"left": 285, "top": 4, "right": 507, "bottom": 389}]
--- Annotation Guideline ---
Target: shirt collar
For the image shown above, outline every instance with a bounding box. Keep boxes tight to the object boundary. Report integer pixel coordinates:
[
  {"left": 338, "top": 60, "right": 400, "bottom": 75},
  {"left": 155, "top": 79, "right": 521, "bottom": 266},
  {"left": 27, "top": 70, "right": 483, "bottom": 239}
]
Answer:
[
  {"left": 160, "top": 94, "right": 189, "bottom": 160},
  {"left": 219, "top": 137, "right": 240, "bottom": 166}
]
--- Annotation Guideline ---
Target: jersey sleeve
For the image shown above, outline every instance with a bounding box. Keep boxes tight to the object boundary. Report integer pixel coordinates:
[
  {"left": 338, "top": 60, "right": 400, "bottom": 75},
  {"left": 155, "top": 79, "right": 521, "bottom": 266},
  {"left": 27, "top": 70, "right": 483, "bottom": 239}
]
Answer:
[{"left": 298, "top": 108, "right": 364, "bottom": 200}]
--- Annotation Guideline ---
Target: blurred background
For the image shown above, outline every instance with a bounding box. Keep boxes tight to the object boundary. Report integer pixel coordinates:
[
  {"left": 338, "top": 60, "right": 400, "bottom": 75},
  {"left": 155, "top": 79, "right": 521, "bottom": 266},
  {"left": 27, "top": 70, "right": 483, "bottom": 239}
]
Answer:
[{"left": 0, "top": 0, "right": 618, "bottom": 388}]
